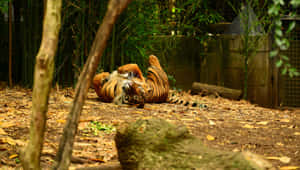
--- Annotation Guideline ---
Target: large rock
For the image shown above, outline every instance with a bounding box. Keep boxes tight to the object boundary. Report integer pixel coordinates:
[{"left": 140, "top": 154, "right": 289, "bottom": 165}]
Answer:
[{"left": 115, "top": 118, "right": 274, "bottom": 170}]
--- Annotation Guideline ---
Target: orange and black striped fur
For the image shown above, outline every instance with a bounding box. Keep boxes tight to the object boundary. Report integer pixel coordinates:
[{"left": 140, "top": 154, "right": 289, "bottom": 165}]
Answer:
[
  {"left": 144, "top": 55, "right": 169, "bottom": 103},
  {"left": 93, "top": 64, "right": 148, "bottom": 107},
  {"left": 144, "top": 55, "right": 206, "bottom": 108},
  {"left": 93, "top": 55, "right": 206, "bottom": 108},
  {"left": 168, "top": 91, "right": 208, "bottom": 108}
]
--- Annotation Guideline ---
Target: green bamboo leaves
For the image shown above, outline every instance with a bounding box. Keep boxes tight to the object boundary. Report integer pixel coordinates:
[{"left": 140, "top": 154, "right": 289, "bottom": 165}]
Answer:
[
  {"left": 0, "top": 0, "right": 10, "bottom": 13},
  {"left": 268, "top": 0, "right": 299, "bottom": 77}
]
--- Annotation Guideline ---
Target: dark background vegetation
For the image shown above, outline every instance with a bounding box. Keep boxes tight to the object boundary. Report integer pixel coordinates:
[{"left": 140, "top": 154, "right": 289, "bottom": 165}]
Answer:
[
  {"left": 1, "top": 0, "right": 298, "bottom": 89},
  {"left": 1, "top": 0, "right": 241, "bottom": 87}
]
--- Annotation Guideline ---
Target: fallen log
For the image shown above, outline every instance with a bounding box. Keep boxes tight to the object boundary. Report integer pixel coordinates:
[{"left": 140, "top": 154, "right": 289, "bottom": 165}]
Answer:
[
  {"left": 192, "top": 82, "right": 242, "bottom": 100},
  {"left": 115, "top": 118, "right": 274, "bottom": 170}
]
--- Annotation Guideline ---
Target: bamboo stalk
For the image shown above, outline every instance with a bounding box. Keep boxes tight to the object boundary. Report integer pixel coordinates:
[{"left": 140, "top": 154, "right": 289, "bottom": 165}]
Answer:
[{"left": 9, "top": 1, "right": 12, "bottom": 86}]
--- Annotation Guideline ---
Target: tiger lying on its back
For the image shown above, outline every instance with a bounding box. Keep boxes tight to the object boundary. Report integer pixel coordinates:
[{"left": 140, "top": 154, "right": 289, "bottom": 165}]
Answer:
[
  {"left": 92, "top": 55, "right": 169, "bottom": 107},
  {"left": 93, "top": 63, "right": 148, "bottom": 108},
  {"left": 93, "top": 55, "right": 205, "bottom": 108}
]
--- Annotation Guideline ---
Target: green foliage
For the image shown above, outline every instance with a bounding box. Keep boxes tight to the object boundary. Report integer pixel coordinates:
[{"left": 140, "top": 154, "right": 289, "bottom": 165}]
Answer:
[
  {"left": 53, "top": 0, "right": 224, "bottom": 85},
  {"left": 167, "top": 74, "right": 176, "bottom": 89},
  {"left": 55, "top": 0, "right": 108, "bottom": 85},
  {"left": 268, "top": 0, "right": 299, "bottom": 77},
  {"left": 173, "top": 0, "right": 223, "bottom": 40},
  {"left": 106, "top": 0, "right": 160, "bottom": 73},
  {"left": 0, "top": 0, "right": 9, "bottom": 14},
  {"left": 89, "top": 121, "right": 116, "bottom": 135},
  {"left": 290, "top": 0, "right": 300, "bottom": 6},
  {"left": 15, "top": 157, "right": 20, "bottom": 164},
  {"left": 56, "top": 0, "right": 160, "bottom": 82}
]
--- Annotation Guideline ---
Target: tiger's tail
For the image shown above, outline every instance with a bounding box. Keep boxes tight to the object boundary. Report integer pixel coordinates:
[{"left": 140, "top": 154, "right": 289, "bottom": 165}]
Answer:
[{"left": 168, "top": 91, "right": 208, "bottom": 108}]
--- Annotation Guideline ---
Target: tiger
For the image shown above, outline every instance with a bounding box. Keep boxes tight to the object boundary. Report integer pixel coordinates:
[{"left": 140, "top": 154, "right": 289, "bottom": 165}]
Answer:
[
  {"left": 93, "top": 55, "right": 207, "bottom": 108},
  {"left": 93, "top": 64, "right": 148, "bottom": 108}
]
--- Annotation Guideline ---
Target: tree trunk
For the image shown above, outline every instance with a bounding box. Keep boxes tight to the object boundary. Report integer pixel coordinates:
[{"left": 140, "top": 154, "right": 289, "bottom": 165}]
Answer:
[
  {"left": 53, "top": 0, "right": 132, "bottom": 169},
  {"left": 192, "top": 82, "right": 242, "bottom": 100},
  {"left": 20, "top": 0, "right": 62, "bottom": 169},
  {"left": 116, "top": 118, "right": 274, "bottom": 170}
]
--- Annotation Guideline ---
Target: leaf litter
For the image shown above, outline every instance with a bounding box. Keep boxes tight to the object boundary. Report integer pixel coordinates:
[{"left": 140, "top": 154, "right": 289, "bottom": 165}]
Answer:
[{"left": 0, "top": 87, "right": 299, "bottom": 169}]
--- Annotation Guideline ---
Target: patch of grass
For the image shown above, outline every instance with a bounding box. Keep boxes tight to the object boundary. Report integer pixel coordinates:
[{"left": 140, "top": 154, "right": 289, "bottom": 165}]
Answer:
[
  {"left": 15, "top": 157, "right": 20, "bottom": 164},
  {"left": 89, "top": 121, "right": 116, "bottom": 135}
]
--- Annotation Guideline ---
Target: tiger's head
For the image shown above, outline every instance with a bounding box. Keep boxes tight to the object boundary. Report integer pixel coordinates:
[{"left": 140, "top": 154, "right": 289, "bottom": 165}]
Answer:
[
  {"left": 121, "top": 75, "right": 149, "bottom": 108},
  {"left": 93, "top": 65, "right": 150, "bottom": 108}
]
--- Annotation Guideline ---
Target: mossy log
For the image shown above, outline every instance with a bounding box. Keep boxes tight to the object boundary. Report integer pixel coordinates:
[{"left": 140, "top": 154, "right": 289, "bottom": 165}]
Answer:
[
  {"left": 115, "top": 118, "right": 274, "bottom": 170},
  {"left": 192, "top": 82, "right": 242, "bottom": 100}
]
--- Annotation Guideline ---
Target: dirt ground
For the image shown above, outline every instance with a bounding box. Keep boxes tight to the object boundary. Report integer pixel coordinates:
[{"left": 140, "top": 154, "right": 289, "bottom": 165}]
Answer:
[{"left": 0, "top": 87, "right": 299, "bottom": 169}]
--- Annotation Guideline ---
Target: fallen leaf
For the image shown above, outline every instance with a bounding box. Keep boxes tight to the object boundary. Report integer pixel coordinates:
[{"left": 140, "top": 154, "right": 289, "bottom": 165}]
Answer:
[
  {"left": 276, "top": 142, "right": 284, "bottom": 146},
  {"left": 56, "top": 119, "right": 66, "bottom": 124},
  {"left": 206, "top": 135, "right": 215, "bottom": 141},
  {"left": 0, "top": 137, "right": 18, "bottom": 146},
  {"left": 279, "top": 156, "right": 291, "bottom": 164},
  {"left": 280, "top": 166, "right": 300, "bottom": 170},
  {"left": 182, "top": 118, "right": 194, "bottom": 122},
  {"left": 195, "top": 117, "right": 201, "bottom": 121},
  {"left": 294, "top": 132, "right": 300, "bottom": 136},
  {"left": 0, "top": 128, "right": 7, "bottom": 135},
  {"left": 256, "top": 121, "right": 268, "bottom": 125},
  {"left": 232, "top": 148, "right": 240, "bottom": 152},
  {"left": 89, "top": 158, "right": 105, "bottom": 163},
  {"left": 9, "top": 154, "right": 18, "bottom": 159},
  {"left": 209, "top": 120, "right": 216, "bottom": 125},
  {"left": 0, "top": 122, "right": 15, "bottom": 128},
  {"left": 266, "top": 156, "right": 291, "bottom": 164},
  {"left": 143, "top": 107, "right": 152, "bottom": 111},
  {"left": 280, "top": 119, "right": 290, "bottom": 123},
  {"left": 243, "top": 124, "right": 255, "bottom": 129},
  {"left": 48, "top": 112, "right": 55, "bottom": 115},
  {"left": 266, "top": 156, "right": 280, "bottom": 160},
  {"left": 141, "top": 116, "right": 153, "bottom": 120},
  {"left": 133, "top": 111, "right": 143, "bottom": 114},
  {"left": 15, "top": 139, "right": 26, "bottom": 146}
]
